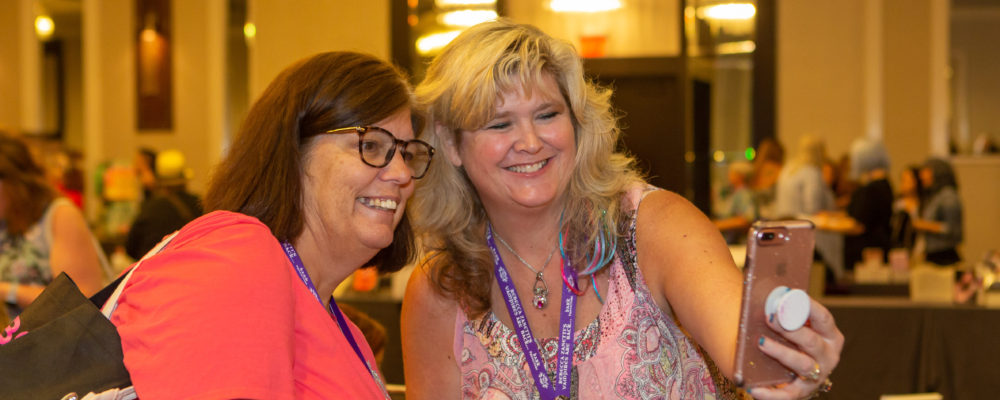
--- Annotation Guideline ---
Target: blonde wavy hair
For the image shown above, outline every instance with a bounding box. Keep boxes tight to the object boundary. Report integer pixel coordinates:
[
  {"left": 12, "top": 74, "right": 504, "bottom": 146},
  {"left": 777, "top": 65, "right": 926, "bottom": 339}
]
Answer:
[{"left": 413, "top": 20, "right": 645, "bottom": 314}]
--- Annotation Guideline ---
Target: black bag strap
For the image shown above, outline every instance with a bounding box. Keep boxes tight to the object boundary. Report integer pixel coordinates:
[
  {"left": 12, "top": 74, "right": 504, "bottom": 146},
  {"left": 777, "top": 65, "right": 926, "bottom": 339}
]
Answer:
[
  {"left": 89, "top": 272, "right": 130, "bottom": 309},
  {"left": 89, "top": 231, "right": 179, "bottom": 316}
]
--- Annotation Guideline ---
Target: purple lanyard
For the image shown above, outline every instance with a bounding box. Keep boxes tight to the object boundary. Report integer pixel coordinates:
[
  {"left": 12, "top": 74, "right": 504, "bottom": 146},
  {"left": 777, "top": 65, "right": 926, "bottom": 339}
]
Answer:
[
  {"left": 280, "top": 241, "right": 390, "bottom": 399},
  {"left": 487, "top": 225, "right": 576, "bottom": 400}
]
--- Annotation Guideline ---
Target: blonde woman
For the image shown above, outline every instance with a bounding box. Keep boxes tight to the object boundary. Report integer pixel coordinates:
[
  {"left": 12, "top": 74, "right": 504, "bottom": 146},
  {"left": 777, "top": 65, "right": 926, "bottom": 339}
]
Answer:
[{"left": 403, "top": 20, "right": 842, "bottom": 400}]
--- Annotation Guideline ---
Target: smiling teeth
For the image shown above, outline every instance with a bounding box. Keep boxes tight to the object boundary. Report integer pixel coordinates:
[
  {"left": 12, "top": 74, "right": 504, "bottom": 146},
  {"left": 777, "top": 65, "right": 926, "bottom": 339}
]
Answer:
[
  {"left": 360, "top": 198, "right": 398, "bottom": 211},
  {"left": 508, "top": 160, "right": 547, "bottom": 173}
]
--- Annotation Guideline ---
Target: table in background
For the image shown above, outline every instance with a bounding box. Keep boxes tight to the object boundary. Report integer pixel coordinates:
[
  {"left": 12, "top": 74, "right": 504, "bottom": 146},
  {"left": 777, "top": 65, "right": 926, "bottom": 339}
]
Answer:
[
  {"left": 820, "top": 297, "right": 1000, "bottom": 400},
  {"left": 337, "top": 289, "right": 1000, "bottom": 399},
  {"left": 834, "top": 281, "right": 909, "bottom": 297},
  {"left": 338, "top": 290, "right": 405, "bottom": 386}
]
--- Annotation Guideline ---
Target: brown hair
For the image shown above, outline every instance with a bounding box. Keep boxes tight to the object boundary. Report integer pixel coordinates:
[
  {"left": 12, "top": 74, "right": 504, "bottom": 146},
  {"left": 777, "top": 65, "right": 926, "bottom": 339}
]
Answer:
[
  {"left": 203, "top": 52, "right": 422, "bottom": 273},
  {"left": 0, "top": 131, "right": 58, "bottom": 237}
]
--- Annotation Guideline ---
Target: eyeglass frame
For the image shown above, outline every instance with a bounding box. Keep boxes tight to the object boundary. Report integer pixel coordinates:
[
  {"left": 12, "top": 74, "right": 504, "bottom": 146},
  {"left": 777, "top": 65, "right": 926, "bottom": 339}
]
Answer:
[{"left": 321, "top": 126, "right": 435, "bottom": 179}]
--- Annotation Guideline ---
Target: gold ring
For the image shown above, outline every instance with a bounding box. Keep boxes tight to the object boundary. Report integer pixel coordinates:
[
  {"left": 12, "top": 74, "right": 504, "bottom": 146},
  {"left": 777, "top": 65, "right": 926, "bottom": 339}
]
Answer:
[{"left": 800, "top": 362, "right": 821, "bottom": 382}]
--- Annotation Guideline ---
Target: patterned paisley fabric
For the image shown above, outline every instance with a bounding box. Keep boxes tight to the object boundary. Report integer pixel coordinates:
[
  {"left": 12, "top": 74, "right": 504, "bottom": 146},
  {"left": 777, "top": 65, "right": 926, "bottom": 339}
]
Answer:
[
  {"left": 454, "top": 187, "right": 748, "bottom": 399},
  {"left": 1, "top": 199, "right": 64, "bottom": 318}
]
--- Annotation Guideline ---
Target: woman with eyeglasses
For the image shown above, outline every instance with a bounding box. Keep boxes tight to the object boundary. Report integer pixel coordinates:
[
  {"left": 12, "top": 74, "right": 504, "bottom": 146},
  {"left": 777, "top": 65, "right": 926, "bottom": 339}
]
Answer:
[
  {"left": 402, "top": 20, "right": 842, "bottom": 400},
  {"left": 110, "top": 52, "right": 432, "bottom": 398}
]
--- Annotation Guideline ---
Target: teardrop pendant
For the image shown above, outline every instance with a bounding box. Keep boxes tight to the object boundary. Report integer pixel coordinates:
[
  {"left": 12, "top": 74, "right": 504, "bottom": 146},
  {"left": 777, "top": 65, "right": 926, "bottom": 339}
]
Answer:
[{"left": 532, "top": 272, "right": 549, "bottom": 309}]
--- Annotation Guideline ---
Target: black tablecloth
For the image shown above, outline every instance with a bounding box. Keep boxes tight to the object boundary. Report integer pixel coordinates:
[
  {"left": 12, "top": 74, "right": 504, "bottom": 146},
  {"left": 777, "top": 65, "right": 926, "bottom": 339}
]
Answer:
[
  {"left": 337, "top": 291, "right": 1000, "bottom": 397},
  {"left": 821, "top": 297, "right": 1000, "bottom": 399}
]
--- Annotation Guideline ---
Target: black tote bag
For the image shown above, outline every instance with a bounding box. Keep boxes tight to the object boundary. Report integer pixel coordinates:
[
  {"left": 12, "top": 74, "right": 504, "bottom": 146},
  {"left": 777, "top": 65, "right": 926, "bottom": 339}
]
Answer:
[{"left": 0, "top": 272, "right": 132, "bottom": 399}]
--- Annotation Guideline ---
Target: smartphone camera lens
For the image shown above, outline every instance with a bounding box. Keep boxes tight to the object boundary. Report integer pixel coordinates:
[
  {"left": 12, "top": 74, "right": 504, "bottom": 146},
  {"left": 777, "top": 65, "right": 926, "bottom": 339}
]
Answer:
[{"left": 762, "top": 232, "right": 775, "bottom": 241}]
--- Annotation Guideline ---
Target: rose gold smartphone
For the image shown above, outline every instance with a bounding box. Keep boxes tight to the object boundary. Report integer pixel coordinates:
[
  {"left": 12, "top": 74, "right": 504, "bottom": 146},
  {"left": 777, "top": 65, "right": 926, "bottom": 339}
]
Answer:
[{"left": 733, "top": 220, "right": 816, "bottom": 388}]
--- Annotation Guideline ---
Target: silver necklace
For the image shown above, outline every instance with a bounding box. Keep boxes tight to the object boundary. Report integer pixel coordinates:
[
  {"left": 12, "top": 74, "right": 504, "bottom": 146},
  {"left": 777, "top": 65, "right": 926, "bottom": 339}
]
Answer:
[{"left": 494, "top": 230, "right": 558, "bottom": 309}]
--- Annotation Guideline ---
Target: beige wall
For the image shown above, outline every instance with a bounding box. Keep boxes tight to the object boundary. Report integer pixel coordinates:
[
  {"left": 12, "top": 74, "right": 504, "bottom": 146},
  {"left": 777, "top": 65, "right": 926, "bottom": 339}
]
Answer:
[
  {"left": 778, "top": 0, "right": 950, "bottom": 183},
  {"left": 883, "top": 0, "right": 950, "bottom": 178},
  {"left": 0, "top": 0, "right": 23, "bottom": 132},
  {"left": 777, "top": 0, "right": 868, "bottom": 161},
  {"left": 953, "top": 156, "right": 1000, "bottom": 265},
  {"left": 0, "top": 0, "right": 394, "bottom": 219},
  {"left": 81, "top": 0, "right": 227, "bottom": 218},
  {"left": 62, "top": 36, "right": 84, "bottom": 151},
  {"left": 247, "top": 0, "right": 391, "bottom": 100},
  {"left": 951, "top": 6, "right": 1000, "bottom": 149}
]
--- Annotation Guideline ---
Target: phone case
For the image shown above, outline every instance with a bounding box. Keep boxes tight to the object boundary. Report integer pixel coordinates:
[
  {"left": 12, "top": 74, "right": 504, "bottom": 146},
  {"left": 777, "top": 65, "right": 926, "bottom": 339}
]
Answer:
[{"left": 733, "top": 220, "right": 816, "bottom": 388}]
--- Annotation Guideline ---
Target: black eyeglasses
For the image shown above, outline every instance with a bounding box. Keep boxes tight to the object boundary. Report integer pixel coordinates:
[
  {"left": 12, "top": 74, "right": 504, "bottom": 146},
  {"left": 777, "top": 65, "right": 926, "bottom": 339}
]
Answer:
[{"left": 323, "top": 126, "right": 435, "bottom": 179}]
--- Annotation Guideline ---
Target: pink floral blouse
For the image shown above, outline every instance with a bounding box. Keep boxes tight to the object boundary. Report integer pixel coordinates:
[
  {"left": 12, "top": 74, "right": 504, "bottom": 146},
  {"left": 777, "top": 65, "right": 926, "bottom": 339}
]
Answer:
[{"left": 452, "top": 187, "right": 747, "bottom": 399}]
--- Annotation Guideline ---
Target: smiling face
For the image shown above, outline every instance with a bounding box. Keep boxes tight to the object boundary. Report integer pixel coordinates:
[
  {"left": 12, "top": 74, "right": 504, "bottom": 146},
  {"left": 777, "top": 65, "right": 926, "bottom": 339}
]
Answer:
[
  {"left": 446, "top": 73, "right": 576, "bottom": 217},
  {"left": 300, "top": 108, "right": 416, "bottom": 255}
]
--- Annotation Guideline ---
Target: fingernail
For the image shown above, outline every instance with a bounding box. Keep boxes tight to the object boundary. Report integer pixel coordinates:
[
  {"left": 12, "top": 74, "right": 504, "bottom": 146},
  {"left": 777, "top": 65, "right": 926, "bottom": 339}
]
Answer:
[{"left": 758, "top": 336, "right": 765, "bottom": 346}]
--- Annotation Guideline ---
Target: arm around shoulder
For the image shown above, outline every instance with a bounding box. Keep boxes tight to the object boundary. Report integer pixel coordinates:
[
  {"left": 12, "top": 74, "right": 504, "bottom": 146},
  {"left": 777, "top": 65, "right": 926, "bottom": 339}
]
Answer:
[
  {"left": 635, "top": 190, "right": 744, "bottom": 379},
  {"left": 401, "top": 258, "right": 462, "bottom": 400}
]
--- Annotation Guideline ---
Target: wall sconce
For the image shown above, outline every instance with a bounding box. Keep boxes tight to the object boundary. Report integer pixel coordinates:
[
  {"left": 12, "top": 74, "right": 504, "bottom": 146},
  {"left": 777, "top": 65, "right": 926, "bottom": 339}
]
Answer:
[
  {"left": 35, "top": 15, "right": 55, "bottom": 40},
  {"left": 136, "top": 0, "right": 172, "bottom": 130},
  {"left": 141, "top": 12, "right": 159, "bottom": 42},
  {"left": 243, "top": 22, "right": 256, "bottom": 41},
  {"left": 438, "top": 9, "right": 497, "bottom": 27}
]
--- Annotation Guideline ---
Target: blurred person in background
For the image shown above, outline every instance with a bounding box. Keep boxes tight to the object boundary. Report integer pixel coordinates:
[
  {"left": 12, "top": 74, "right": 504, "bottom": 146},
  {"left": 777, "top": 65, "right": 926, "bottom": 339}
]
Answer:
[
  {"left": 913, "top": 158, "right": 963, "bottom": 266},
  {"left": 971, "top": 133, "right": 998, "bottom": 155},
  {"left": 0, "top": 131, "right": 111, "bottom": 318},
  {"left": 125, "top": 149, "right": 203, "bottom": 259},
  {"left": 750, "top": 137, "right": 784, "bottom": 219},
  {"left": 774, "top": 135, "right": 845, "bottom": 281},
  {"left": 842, "top": 138, "right": 893, "bottom": 270},
  {"left": 890, "top": 166, "right": 924, "bottom": 252},
  {"left": 714, "top": 161, "right": 758, "bottom": 243},
  {"left": 40, "top": 147, "right": 86, "bottom": 209},
  {"left": 59, "top": 149, "right": 86, "bottom": 209},
  {"left": 134, "top": 148, "right": 157, "bottom": 201},
  {"left": 830, "top": 154, "right": 857, "bottom": 209}
]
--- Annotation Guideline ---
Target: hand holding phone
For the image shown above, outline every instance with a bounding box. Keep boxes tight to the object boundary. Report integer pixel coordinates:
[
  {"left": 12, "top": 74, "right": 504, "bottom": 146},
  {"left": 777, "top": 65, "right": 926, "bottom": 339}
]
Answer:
[{"left": 733, "top": 220, "right": 816, "bottom": 388}]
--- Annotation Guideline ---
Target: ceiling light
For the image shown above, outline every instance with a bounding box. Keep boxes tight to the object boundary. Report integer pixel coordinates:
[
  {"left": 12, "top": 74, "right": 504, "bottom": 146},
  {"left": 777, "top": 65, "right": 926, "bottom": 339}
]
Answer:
[
  {"left": 416, "top": 30, "right": 462, "bottom": 56},
  {"left": 439, "top": 9, "right": 498, "bottom": 27},
  {"left": 549, "top": 0, "right": 622, "bottom": 13},
  {"left": 702, "top": 3, "right": 755, "bottom": 20},
  {"left": 435, "top": 0, "right": 496, "bottom": 7}
]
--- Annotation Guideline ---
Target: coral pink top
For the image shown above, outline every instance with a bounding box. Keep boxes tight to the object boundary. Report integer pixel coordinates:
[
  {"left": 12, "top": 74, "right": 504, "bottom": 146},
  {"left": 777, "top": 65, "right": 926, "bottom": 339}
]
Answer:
[
  {"left": 111, "top": 211, "right": 386, "bottom": 400},
  {"left": 453, "top": 187, "right": 745, "bottom": 399}
]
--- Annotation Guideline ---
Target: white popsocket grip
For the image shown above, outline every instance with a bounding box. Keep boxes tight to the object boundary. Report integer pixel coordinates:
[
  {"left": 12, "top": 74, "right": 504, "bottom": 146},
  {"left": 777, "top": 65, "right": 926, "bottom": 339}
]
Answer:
[{"left": 764, "top": 286, "right": 810, "bottom": 331}]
